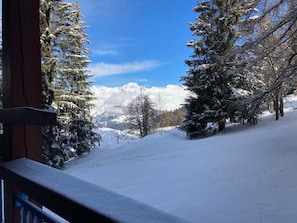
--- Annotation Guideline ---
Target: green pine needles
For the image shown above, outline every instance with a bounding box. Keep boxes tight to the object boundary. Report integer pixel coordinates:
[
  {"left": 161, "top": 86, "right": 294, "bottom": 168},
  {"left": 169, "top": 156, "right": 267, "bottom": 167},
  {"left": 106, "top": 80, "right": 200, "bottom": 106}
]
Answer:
[{"left": 40, "top": 0, "right": 100, "bottom": 168}]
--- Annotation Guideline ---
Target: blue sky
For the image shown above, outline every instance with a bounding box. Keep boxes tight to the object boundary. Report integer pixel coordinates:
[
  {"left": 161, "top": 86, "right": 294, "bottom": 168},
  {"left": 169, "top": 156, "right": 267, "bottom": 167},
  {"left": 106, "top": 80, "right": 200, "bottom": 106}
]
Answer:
[{"left": 78, "top": 1, "right": 197, "bottom": 87}]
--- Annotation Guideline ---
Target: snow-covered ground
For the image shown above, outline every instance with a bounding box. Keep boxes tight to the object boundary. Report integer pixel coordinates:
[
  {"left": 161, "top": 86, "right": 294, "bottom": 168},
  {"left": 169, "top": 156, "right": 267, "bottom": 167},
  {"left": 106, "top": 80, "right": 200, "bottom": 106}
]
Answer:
[
  {"left": 65, "top": 96, "right": 297, "bottom": 223},
  {"left": 95, "top": 127, "right": 137, "bottom": 148}
]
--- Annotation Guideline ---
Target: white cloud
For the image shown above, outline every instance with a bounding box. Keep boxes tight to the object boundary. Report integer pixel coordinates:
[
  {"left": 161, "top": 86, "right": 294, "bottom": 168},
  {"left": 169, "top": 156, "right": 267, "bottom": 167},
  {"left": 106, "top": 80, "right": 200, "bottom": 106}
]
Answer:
[
  {"left": 92, "top": 49, "right": 121, "bottom": 56},
  {"left": 138, "top": 79, "right": 148, "bottom": 82},
  {"left": 91, "top": 40, "right": 138, "bottom": 56},
  {"left": 89, "top": 60, "right": 163, "bottom": 77}
]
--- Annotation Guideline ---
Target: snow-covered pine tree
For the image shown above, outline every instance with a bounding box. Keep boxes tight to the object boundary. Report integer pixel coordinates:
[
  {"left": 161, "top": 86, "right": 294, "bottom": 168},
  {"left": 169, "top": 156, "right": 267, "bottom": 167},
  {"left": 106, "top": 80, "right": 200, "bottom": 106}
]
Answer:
[
  {"left": 40, "top": 0, "right": 57, "bottom": 108},
  {"left": 56, "top": 1, "right": 99, "bottom": 155},
  {"left": 53, "top": 0, "right": 100, "bottom": 156},
  {"left": 40, "top": 0, "right": 100, "bottom": 167},
  {"left": 181, "top": 0, "right": 259, "bottom": 137},
  {"left": 40, "top": 0, "right": 65, "bottom": 168}
]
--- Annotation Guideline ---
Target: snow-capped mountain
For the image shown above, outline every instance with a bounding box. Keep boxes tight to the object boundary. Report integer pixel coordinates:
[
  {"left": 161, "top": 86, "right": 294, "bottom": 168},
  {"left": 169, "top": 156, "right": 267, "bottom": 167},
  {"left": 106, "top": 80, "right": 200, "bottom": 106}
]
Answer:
[{"left": 91, "top": 82, "right": 189, "bottom": 129}]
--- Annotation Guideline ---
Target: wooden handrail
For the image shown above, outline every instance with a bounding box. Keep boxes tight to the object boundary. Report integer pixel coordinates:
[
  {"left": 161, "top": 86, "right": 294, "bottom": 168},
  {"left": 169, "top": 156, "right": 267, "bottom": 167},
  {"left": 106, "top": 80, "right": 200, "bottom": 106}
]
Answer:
[
  {"left": 0, "top": 107, "right": 57, "bottom": 126},
  {"left": 15, "top": 194, "right": 60, "bottom": 223},
  {"left": 0, "top": 158, "right": 188, "bottom": 223}
]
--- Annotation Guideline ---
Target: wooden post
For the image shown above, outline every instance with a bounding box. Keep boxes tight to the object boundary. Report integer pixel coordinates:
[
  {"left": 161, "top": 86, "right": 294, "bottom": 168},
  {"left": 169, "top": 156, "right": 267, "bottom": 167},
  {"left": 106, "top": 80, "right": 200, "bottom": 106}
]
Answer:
[
  {"left": 2, "top": 0, "right": 42, "bottom": 162},
  {"left": 2, "top": 1, "right": 42, "bottom": 222}
]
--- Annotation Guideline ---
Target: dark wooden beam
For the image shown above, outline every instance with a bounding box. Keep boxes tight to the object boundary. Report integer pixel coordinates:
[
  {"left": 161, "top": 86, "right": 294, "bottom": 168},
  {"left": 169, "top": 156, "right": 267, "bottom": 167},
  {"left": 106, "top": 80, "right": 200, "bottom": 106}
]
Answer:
[{"left": 0, "top": 107, "right": 56, "bottom": 126}]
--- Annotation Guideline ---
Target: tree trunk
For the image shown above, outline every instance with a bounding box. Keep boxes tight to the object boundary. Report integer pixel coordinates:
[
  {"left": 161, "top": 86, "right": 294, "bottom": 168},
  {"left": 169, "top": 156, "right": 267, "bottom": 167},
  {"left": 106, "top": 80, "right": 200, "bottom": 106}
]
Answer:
[
  {"left": 268, "top": 101, "right": 274, "bottom": 113},
  {"left": 280, "top": 93, "right": 284, "bottom": 117},
  {"left": 274, "top": 91, "right": 279, "bottom": 121},
  {"left": 218, "top": 117, "right": 225, "bottom": 131}
]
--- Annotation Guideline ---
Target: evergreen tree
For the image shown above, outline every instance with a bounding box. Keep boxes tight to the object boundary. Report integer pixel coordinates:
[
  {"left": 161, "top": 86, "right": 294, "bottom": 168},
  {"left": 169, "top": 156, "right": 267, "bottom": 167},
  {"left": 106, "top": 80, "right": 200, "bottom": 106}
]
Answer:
[
  {"left": 40, "top": 0, "right": 57, "bottom": 108},
  {"left": 40, "top": 0, "right": 100, "bottom": 167},
  {"left": 181, "top": 0, "right": 259, "bottom": 137},
  {"left": 53, "top": 1, "right": 99, "bottom": 156},
  {"left": 40, "top": 0, "right": 63, "bottom": 167}
]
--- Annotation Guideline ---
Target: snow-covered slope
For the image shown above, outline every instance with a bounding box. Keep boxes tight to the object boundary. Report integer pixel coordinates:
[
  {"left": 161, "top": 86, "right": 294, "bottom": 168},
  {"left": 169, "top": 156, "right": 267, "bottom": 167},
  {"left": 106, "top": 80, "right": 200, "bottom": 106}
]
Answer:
[
  {"left": 96, "top": 128, "right": 137, "bottom": 148},
  {"left": 91, "top": 83, "right": 189, "bottom": 129},
  {"left": 65, "top": 96, "right": 297, "bottom": 223}
]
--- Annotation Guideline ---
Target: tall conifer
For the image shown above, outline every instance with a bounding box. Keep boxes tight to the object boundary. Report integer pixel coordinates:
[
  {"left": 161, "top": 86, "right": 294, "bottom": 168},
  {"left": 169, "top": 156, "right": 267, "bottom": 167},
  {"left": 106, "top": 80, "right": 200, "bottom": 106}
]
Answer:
[
  {"left": 40, "top": 0, "right": 99, "bottom": 167},
  {"left": 181, "top": 0, "right": 259, "bottom": 136}
]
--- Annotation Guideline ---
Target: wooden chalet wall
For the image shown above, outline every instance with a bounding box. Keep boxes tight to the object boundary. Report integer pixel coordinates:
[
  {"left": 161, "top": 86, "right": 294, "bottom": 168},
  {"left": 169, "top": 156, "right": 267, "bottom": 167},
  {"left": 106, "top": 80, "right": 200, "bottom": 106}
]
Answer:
[{"left": 2, "top": 0, "right": 42, "bottom": 161}]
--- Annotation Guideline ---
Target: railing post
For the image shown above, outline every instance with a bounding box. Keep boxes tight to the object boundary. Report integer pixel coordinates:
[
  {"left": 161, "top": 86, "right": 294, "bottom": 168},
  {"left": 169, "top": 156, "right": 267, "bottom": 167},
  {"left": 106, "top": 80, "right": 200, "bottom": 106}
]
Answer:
[{"left": 3, "top": 182, "right": 13, "bottom": 223}]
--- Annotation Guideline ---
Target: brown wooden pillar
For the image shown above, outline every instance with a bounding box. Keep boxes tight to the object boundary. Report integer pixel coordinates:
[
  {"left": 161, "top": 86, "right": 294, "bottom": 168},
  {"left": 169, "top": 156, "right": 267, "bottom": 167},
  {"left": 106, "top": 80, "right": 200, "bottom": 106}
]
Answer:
[
  {"left": 1, "top": 2, "right": 57, "bottom": 222},
  {"left": 2, "top": 0, "right": 42, "bottom": 162}
]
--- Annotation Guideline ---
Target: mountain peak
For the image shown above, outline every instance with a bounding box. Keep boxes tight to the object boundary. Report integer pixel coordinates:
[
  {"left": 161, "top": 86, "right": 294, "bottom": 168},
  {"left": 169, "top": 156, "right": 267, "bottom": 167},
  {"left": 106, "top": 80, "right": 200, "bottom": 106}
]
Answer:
[
  {"left": 121, "top": 82, "right": 141, "bottom": 91},
  {"left": 91, "top": 83, "right": 189, "bottom": 129}
]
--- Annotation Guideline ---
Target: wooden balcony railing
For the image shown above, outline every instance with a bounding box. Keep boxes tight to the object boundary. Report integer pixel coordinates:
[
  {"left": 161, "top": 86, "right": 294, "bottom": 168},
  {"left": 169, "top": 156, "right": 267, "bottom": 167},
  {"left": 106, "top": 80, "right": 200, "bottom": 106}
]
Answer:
[
  {"left": 0, "top": 158, "right": 188, "bottom": 223},
  {"left": 14, "top": 194, "right": 59, "bottom": 223}
]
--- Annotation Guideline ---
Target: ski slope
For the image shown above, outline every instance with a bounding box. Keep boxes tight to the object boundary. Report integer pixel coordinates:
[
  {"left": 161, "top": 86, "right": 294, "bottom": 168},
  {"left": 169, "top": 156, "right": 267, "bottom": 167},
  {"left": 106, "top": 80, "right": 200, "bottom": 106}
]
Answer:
[{"left": 65, "top": 95, "right": 297, "bottom": 223}]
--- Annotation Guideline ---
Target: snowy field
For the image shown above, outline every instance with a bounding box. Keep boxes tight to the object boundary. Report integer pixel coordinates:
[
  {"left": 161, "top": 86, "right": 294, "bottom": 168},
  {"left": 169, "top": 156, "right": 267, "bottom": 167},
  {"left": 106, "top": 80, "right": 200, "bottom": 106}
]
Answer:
[{"left": 65, "top": 95, "right": 297, "bottom": 223}]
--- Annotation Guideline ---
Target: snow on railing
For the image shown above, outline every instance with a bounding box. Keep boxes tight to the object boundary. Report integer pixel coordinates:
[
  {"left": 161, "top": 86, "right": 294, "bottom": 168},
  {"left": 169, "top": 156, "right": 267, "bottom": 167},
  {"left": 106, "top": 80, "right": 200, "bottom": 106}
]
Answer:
[{"left": 0, "top": 158, "right": 188, "bottom": 223}]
